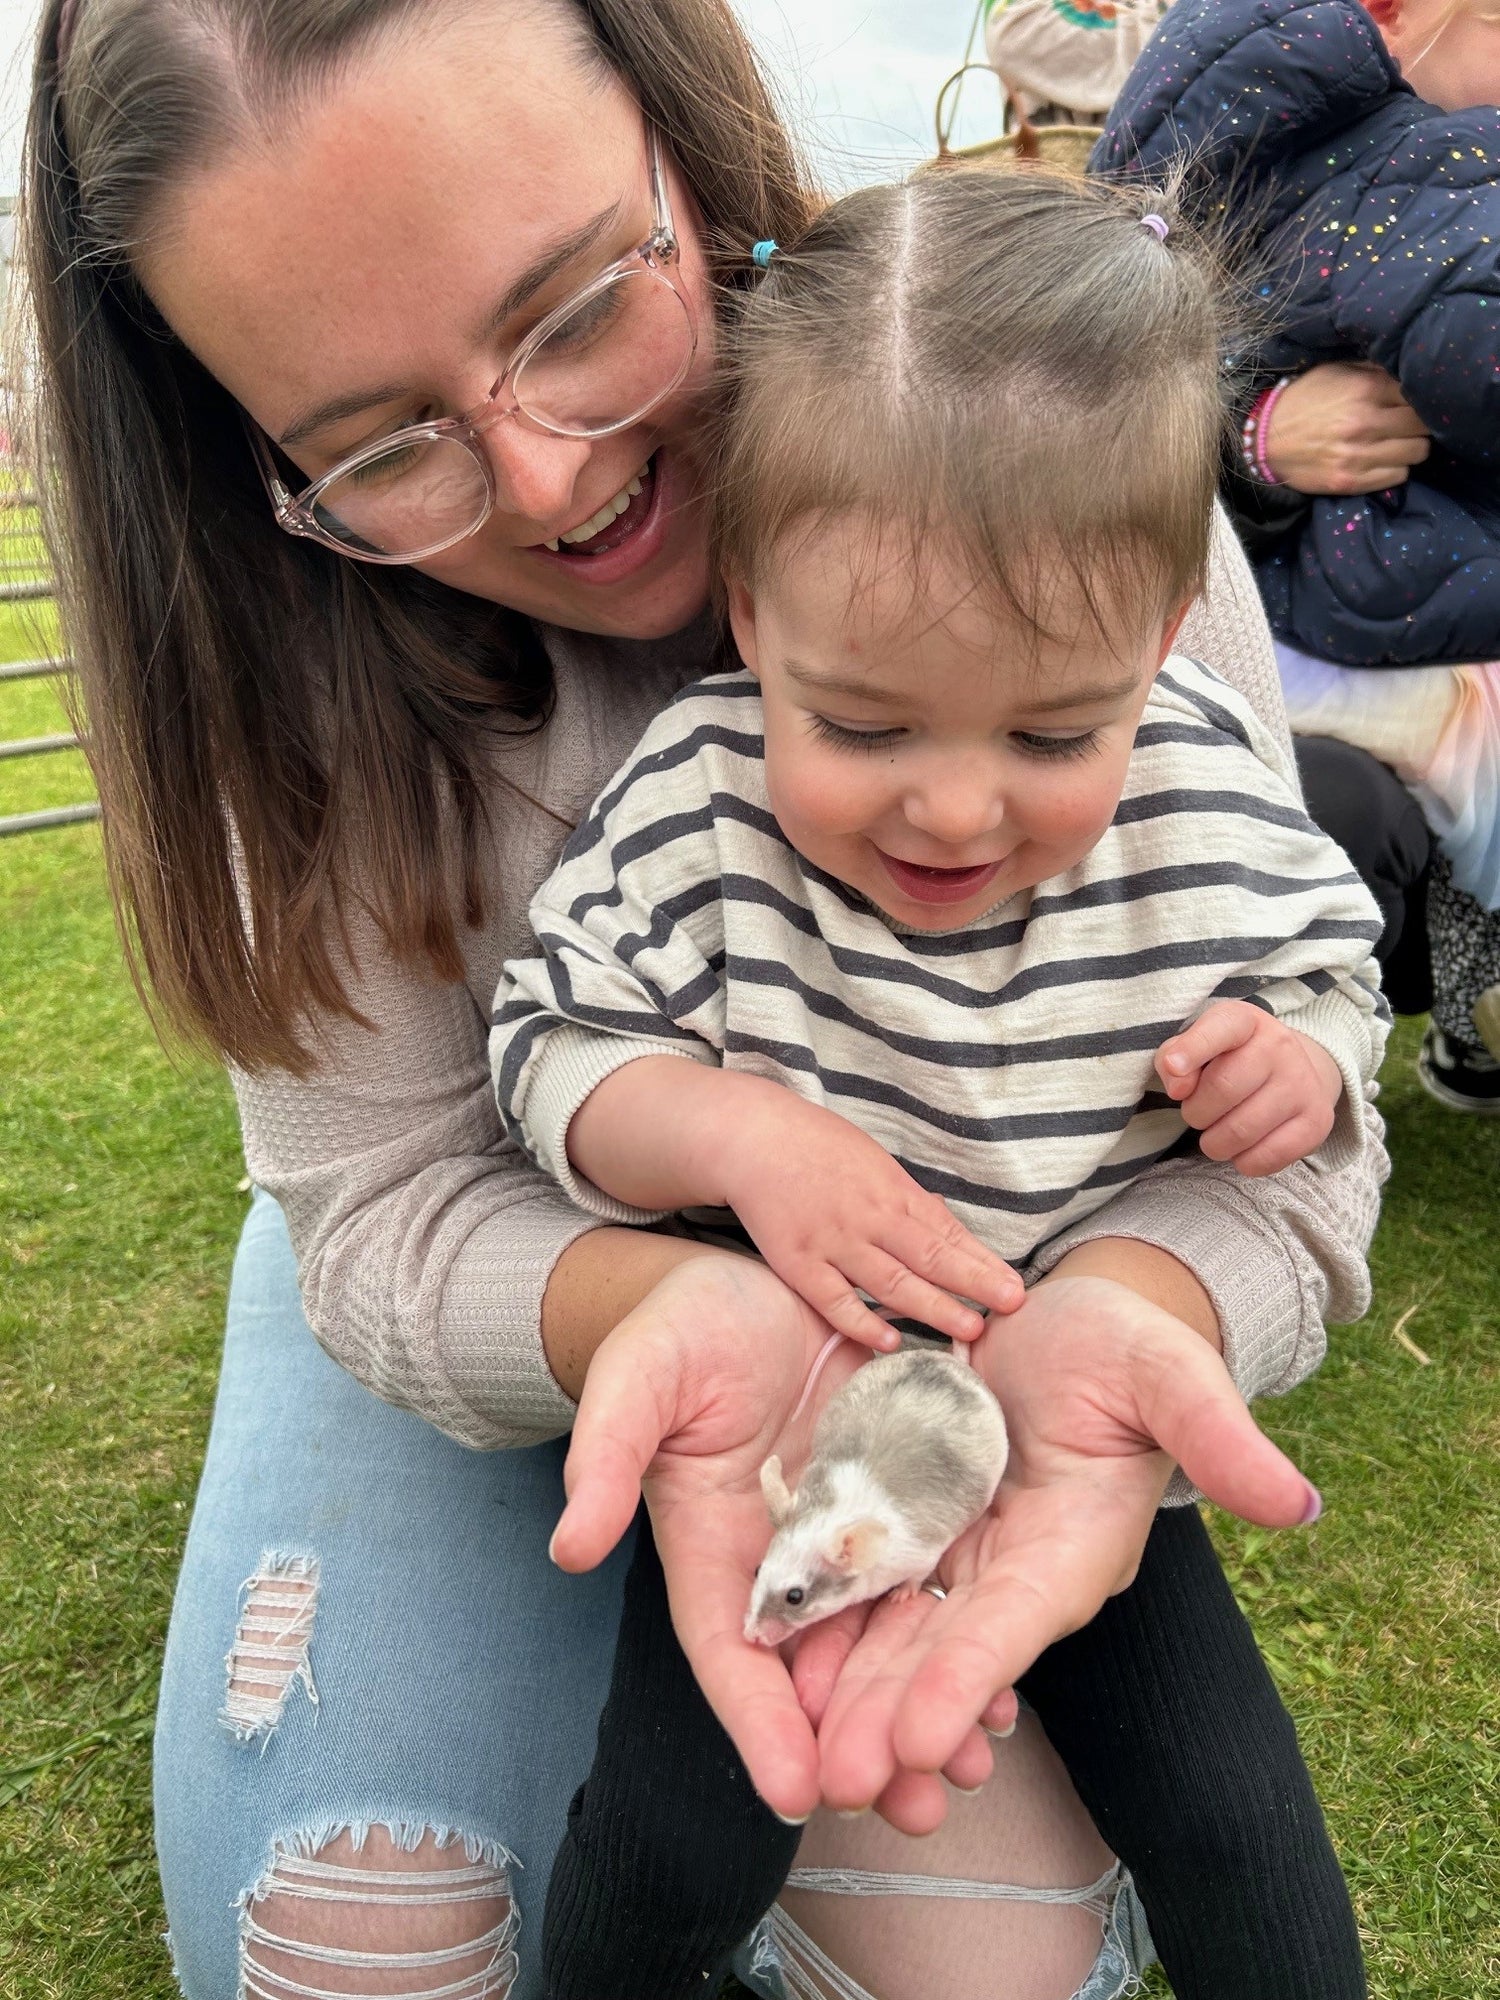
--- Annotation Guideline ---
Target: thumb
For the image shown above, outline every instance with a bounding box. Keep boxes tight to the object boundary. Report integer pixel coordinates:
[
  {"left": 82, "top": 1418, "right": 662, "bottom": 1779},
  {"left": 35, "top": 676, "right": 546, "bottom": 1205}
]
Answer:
[
  {"left": 552, "top": 1331, "right": 669, "bottom": 1573},
  {"left": 1141, "top": 1337, "right": 1319, "bottom": 1529}
]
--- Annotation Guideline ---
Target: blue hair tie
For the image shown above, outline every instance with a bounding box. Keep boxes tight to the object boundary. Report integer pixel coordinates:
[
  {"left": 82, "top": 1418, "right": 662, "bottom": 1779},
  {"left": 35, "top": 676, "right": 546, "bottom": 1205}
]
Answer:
[{"left": 751, "top": 239, "right": 778, "bottom": 268}]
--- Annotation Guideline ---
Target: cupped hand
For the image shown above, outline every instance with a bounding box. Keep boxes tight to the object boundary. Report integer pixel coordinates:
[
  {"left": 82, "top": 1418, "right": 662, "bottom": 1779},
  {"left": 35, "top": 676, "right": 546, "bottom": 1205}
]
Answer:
[
  {"left": 549, "top": 1248, "right": 865, "bottom": 1821},
  {"left": 804, "top": 1273, "right": 1319, "bottom": 1813},
  {"left": 1264, "top": 361, "right": 1429, "bottom": 494}
]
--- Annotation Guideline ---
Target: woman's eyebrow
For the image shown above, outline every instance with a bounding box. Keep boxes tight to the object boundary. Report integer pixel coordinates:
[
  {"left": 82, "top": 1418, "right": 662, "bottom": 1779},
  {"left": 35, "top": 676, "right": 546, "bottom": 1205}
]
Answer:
[
  {"left": 478, "top": 200, "right": 626, "bottom": 339},
  {"left": 276, "top": 202, "right": 626, "bottom": 448}
]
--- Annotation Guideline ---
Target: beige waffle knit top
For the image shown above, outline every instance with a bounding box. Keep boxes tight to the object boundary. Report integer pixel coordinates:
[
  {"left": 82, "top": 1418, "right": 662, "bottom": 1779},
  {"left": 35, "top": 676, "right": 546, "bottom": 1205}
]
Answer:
[{"left": 233, "top": 508, "right": 1388, "bottom": 1451}]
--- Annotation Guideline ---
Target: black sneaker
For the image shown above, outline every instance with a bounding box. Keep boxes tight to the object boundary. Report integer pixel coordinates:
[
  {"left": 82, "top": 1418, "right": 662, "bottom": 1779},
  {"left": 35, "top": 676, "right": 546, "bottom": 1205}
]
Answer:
[{"left": 1417, "top": 1024, "right": 1500, "bottom": 1114}]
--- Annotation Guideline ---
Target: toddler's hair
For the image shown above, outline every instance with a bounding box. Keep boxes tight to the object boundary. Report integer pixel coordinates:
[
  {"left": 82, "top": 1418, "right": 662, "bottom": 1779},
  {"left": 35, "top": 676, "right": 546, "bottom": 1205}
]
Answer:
[{"left": 714, "top": 166, "right": 1225, "bottom": 641}]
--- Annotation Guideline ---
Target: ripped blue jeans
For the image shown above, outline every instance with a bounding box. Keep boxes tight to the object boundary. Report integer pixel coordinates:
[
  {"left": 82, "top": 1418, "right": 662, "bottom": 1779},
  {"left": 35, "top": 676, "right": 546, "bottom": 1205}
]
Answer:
[{"left": 155, "top": 1194, "right": 1153, "bottom": 2000}]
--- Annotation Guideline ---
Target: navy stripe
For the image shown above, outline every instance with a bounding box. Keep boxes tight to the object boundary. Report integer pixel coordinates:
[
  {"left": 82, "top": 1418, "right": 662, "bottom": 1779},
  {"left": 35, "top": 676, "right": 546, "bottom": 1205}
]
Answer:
[
  {"left": 722, "top": 918, "right": 1376, "bottom": 1034},
  {"left": 721, "top": 1031, "right": 1179, "bottom": 1144},
  {"left": 563, "top": 720, "right": 767, "bottom": 865},
  {"left": 1155, "top": 663, "right": 1256, "bottom": 754},
  {"left": 1112, "top": 786, "right": 1311, "bottom": 835},
  {"left": 894, "top": 1133, "right": 1184, "bottom": 1216}
]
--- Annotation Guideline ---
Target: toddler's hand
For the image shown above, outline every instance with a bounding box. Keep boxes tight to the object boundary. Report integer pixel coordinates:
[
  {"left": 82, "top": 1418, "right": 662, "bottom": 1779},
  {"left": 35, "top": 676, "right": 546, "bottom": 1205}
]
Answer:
[
  {"left": 1155, "top": 1001, "right": 1343, "bottom": 1177},
  {"left": 724, "top": 1091, "right": 1024, "bottom": 1350}
]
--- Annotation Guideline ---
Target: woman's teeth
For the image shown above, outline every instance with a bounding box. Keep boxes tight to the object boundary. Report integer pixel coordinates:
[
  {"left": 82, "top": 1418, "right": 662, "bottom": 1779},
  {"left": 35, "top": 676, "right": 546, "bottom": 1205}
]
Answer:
[{"left": 543, "top": 467, "right": 647, "bottom": 552}]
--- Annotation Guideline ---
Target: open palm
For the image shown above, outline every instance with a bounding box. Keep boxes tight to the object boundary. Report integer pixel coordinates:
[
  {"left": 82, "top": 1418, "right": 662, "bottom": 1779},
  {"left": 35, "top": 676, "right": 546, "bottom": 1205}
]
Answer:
[{"left": 807, "top": 1274, "right": 1319, "bottom": 1810}]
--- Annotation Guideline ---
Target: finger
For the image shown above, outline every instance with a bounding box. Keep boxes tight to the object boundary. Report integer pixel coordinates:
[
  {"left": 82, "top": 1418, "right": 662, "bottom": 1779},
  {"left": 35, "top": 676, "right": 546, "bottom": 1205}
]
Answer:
[
  {"left": 815, "top": 1591, "right": 952, "bottom": 1807},
  {"left": 1157, "top": 1002, "right": 1258, "bottom": 1080},
  {"left": 1233, "top": 1114, "right": 1332, "bottom": 1178},
  {"left": 943, "top": 1726, "right": 995, "bottom": 1794},
  {"left": 902, "top": 1208, "right": 1027, "bottom": 1316},
  {"left": 803, "top": 1269, "right": 904, "bottom": 1352},
  {"left": 790, "top": 1604, "right": 869, "bottom": 1728},
  {"left": 872, "top": 1226, "right": 1024, "bottom": 1324},
  {"left": 1178, "top": 1057, "right": 1277, "bottom": 1135},
  {"left": 874, "top": 1766, "right": 952, "bottom": 1836},
  {"left": 1153, "top": 1045, "right": 1202, "bottom": 1100},
  {"left": 1138, "top": 1334, "right": 1319, "bottom": 1530},
  {"left": 981, "top": 1687, "right": 1020, "bottom": 1736},
  {"left": 849, "top": 1248, "right": 986, "bottom": 1343},
  {"left": 1363, "top": 460, "right": 1421, "bottom": 488},
  {"left": 884, "top": 1468, "right": 1173, "bottom": 1773},
  {"left": 553, "top": 1340, "right": 666, "bottom": 1572},
  {"left": 1197, "top": 1075, "right": 1304, "bottom": 1162},
  {"left": 660, "top": 1517, "right": 823, "bottom": 1820}
]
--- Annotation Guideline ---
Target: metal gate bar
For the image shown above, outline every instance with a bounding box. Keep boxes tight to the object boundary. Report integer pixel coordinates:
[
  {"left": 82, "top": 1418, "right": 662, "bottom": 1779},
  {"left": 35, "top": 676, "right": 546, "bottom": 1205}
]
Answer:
[{"left": 0, "top": 802, "right": 101, "bottom": 837}]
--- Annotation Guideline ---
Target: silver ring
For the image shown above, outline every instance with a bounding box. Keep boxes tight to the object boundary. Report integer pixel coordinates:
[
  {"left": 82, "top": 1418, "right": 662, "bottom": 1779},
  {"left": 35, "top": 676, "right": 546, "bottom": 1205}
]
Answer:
[{"left": 920, "top": 1581, "right": 947, "bottom": 1601}]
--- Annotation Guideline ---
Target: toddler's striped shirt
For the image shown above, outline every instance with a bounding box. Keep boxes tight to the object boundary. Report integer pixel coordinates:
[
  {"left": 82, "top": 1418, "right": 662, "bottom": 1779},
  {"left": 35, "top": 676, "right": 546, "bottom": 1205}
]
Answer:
[{"left": 490, "top": 658, "right": 1387, "bottom": 1265}]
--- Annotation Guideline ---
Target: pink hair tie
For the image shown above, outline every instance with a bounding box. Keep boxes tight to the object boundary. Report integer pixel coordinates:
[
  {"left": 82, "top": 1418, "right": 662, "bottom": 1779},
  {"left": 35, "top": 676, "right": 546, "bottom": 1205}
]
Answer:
[{"left": 1140, "top": 214, "right": 1170, "bottom": 241}]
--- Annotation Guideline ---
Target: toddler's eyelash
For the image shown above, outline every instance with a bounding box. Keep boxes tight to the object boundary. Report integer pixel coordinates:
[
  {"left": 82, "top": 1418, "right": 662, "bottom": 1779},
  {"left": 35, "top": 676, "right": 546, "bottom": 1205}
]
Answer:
[
  {"left": 1012, "top": 730, "right": 1101, "bottom": 762},
  {"left": 808, "top": 715, "right": 906, "bottom": 753}
]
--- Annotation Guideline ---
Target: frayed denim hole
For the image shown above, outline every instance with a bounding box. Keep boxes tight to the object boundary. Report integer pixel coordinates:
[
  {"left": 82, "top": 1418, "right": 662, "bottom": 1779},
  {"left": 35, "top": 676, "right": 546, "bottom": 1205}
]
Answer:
[
  {"left": 221, "top": 1552, "right": 319, "bottom": 1745},
  {"left": 237, "top": 1824, "right": 519, "bottom": 1999}
]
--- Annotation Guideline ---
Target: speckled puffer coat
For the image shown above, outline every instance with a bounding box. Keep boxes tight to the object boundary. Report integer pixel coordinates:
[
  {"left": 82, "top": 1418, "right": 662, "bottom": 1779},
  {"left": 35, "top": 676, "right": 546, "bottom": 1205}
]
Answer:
[{"left": 1097, "top": 0, "right": 1500, "bottom": 666}]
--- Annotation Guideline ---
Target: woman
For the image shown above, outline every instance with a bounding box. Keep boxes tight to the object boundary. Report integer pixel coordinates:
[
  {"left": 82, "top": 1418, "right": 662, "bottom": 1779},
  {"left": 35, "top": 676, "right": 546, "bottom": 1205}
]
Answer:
[{"left": 19, "top": 1, "right": 1379, "bottom": 1996}]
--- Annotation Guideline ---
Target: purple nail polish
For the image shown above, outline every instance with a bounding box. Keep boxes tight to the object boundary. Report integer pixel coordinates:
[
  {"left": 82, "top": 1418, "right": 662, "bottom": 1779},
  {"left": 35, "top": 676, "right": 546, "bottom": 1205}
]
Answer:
[{"left": 1299, "top": 1483, "right": 1323, "bottom": 1526}]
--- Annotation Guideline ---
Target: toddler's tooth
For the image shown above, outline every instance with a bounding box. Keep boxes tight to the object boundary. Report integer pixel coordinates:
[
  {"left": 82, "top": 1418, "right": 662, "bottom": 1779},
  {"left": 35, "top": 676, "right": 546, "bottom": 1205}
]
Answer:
[
  {"left": 544, "top": 538, "right": 559, "bottom": 551},
  {"left": 627, "top": 476, "right": 642, "bottom": 496}
]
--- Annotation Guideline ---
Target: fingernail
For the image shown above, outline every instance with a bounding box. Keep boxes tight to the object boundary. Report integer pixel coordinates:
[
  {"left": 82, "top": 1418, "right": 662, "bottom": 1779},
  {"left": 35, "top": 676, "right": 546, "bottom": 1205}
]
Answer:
[
  {"left": 1299, "top": 1483, "right": 1323, "bottom": 1526},
  {"left": 835, "top": 1807, "right": 869, "bottom": 1819},
  {"left": 547, "top": 1525, "right": 562, "bottom": 1566},
  {"left": 983, "top": 1720, "right": 1017, "bottom": 1740},
  {"left": 949, "top": 1782, "right": 984, "bottom": 1796},
  {"left": 773, "top": 1809, "right": 812, "bottom": 1827}
]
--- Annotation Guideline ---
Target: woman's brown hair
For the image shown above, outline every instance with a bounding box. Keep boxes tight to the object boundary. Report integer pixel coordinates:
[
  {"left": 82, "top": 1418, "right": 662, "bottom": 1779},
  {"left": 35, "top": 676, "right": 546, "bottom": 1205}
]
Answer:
[
  {"left": 715, "top": 166, "right": 1225, "bottom": 646},
  {"left": 12, "top": 0, "right": 815, "bottom": 1070}
]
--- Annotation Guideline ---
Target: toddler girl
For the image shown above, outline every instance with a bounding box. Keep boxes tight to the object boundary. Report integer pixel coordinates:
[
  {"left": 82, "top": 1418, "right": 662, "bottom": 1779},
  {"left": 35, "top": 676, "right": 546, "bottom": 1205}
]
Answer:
[{"left": 493, "top": 168, "right": 1386, "bottom": 2000}]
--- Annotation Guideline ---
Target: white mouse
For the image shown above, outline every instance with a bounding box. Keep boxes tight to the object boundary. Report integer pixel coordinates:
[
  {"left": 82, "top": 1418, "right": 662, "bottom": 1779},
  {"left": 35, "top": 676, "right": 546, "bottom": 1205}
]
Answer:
[{"left": 744, "top": 1347, "right": 1009, "bottom": 1647}]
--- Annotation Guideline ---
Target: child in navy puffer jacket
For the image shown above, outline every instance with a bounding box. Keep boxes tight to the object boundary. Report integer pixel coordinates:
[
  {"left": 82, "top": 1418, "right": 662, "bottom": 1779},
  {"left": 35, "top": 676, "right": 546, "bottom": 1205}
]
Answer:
[
  {"left": 1099, "top": 0, "right": 1500, "bottom": 669},
  {"left": 1100, "top": 0, "right": 1500, "bottom": 1110}
]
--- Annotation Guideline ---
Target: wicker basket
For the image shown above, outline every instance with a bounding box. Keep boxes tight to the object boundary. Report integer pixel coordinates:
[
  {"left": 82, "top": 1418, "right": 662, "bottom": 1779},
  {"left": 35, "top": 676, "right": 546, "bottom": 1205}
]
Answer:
[
  {"left": 933, "top": 125, "right": 1099, "bottom": 176},
  {"left": 926, "top": 61, "right": 1099, "bottom": 179}
]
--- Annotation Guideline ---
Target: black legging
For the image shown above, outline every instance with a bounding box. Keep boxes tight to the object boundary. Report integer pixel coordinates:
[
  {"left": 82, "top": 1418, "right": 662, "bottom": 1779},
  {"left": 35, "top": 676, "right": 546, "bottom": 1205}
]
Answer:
[
  {"left": 1294, "top": 735, "right": 1433, "bottom": 1014},
  {"left": 544, "top": 1505, "right": 1366, "bottom": 2000}
]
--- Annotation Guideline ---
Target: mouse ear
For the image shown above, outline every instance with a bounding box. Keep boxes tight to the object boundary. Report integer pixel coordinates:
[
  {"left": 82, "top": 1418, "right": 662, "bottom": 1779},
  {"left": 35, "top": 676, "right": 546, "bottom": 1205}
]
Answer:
[
  {"left": 760, "top": 1454, "right": 795, "bottom": 1528},
  {"left": 824, "top": 1518, "right": 889, "bottom": 1576}
]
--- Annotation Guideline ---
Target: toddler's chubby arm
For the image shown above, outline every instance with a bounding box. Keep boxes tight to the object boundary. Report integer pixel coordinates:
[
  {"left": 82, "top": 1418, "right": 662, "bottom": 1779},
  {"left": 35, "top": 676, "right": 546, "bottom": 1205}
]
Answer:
[
  {"left": 1155, "top": 1001, "right": 1344, "bottom": 1177},
  {"left": 567, "top": 1058, "right": 1022, "bottom": 1350}
]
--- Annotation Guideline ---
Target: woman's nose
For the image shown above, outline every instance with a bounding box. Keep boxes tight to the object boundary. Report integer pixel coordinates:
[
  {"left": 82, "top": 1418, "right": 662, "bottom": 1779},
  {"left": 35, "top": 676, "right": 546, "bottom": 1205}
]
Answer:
[{"left": 481, "top": 419, "right": 595, "bottom": 530}]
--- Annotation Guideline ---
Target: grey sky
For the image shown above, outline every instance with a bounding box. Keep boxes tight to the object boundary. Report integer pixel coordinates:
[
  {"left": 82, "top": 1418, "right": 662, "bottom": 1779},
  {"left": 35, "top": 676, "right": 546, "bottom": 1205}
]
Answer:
[{"left": 0, "top": 0, "right": 1003, "bottom": 195}]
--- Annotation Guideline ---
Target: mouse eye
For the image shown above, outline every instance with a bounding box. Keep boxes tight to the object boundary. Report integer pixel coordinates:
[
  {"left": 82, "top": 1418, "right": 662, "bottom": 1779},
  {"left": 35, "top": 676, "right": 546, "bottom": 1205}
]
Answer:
[{"left": 785, "top": 1587, "right": 805, "bottom": 1607}]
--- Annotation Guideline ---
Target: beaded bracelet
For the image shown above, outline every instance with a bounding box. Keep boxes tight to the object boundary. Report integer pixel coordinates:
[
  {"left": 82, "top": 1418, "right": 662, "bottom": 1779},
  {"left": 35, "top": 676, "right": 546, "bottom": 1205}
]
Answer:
[{"left": 1240, "top": 376, "right": 1293, "bottom": 486}]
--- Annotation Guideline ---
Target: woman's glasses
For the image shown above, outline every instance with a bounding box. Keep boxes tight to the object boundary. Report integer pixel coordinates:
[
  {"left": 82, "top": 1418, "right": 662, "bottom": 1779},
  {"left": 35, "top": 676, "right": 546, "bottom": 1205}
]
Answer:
[{"left": 248, "top": 127, "right": 697, "bottom": 564}]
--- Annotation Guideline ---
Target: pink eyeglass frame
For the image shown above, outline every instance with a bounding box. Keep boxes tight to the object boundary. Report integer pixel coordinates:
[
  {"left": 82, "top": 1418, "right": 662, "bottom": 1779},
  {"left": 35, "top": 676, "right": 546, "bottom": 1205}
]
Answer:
[{"left": 247, "top": 126, "right": 696, "bottom": 565}]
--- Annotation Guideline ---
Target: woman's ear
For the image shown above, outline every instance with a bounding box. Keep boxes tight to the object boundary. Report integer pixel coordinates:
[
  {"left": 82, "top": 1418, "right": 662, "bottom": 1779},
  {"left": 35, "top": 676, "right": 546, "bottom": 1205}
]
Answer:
[{"left": 726, "top": 575, "right": 762, "bottom": 680}]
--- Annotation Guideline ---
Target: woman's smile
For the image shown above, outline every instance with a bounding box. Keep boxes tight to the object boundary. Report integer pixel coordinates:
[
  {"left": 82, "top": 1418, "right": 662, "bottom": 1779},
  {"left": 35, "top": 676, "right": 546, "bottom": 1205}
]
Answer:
[{"left": 526, "top": 448, "right": 679, "bottom": 588}]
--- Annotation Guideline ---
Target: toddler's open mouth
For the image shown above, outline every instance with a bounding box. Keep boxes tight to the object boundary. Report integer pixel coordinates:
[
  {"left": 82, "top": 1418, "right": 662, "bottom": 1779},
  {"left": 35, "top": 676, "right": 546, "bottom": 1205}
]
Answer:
[{"left": 877, "top": 853, "right": 1003, "bottom": 906}]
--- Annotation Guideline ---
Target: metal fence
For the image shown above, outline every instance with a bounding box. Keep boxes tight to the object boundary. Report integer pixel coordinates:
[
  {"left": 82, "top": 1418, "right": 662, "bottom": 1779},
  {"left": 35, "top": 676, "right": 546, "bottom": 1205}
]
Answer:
[{"left": 0, "top": 471, "right": 99, "bottom": 839}]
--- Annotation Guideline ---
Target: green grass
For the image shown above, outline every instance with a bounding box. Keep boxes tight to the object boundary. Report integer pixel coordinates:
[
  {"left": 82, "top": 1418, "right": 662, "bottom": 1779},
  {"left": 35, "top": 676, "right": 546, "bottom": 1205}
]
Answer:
[{"left": 3, "top": 618, "right": 1498, "bottom": 1994}]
